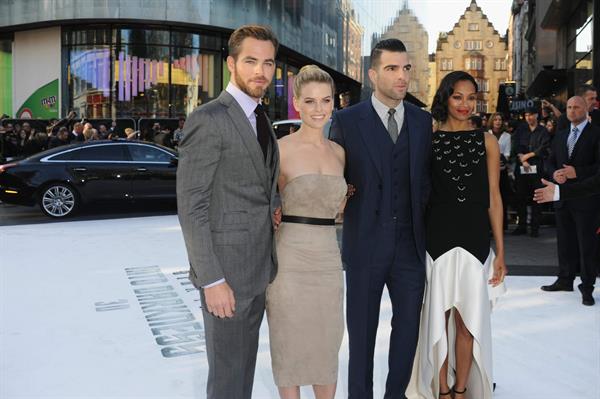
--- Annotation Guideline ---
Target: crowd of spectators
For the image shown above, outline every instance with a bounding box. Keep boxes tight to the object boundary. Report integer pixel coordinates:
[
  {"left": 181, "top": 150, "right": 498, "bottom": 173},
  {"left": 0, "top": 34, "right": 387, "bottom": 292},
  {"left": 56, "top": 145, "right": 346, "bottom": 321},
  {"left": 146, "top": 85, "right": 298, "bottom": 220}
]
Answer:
[{"left": 0, "top": 114, "right": 186, "bottom": 161}]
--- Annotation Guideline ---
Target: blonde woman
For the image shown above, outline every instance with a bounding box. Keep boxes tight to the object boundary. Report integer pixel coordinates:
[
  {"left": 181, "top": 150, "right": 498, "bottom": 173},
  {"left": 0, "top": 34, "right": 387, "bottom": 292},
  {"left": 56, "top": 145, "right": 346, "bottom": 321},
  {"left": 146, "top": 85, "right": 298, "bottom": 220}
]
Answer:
[{"left": 266, "top": 65, "right": 346, "bottom": 399}]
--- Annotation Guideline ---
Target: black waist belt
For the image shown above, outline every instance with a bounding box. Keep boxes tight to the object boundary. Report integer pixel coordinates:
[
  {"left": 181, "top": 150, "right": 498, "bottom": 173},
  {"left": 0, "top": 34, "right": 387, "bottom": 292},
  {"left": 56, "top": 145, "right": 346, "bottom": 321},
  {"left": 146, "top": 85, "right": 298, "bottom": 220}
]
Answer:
[{"left": 281, "top": 215, "right": 335, "bottom": 226}]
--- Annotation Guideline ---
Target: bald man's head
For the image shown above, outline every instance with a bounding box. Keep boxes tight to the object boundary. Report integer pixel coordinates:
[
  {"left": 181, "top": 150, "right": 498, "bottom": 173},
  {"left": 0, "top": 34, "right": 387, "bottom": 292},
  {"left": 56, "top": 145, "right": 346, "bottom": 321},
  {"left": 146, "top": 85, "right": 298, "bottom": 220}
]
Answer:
[{"left": 566, "top": 96, "right": 588, "bottom": 125}]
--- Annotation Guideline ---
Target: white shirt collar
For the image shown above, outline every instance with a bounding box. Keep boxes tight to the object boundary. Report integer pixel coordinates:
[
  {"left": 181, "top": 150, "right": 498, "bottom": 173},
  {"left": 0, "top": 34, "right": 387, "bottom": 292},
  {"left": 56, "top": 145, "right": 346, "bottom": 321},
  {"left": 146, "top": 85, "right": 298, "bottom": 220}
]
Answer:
[
  {"left": 371, "top": 93, "right": 404, "bottom": 123},
  {"left": 571, "top": 119, "right": 588, "bottom": 134},
  {"left": 226, "top": 82, "right": 260, "bottom": 119}
]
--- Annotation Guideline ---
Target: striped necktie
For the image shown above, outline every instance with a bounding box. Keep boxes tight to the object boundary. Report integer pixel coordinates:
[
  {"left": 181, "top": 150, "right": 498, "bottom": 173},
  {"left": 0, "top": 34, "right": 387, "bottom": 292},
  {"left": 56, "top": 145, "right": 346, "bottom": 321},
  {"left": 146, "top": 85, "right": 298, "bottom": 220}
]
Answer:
[{"left": 567, "top": 126, "right": 579, "bottom": 158}]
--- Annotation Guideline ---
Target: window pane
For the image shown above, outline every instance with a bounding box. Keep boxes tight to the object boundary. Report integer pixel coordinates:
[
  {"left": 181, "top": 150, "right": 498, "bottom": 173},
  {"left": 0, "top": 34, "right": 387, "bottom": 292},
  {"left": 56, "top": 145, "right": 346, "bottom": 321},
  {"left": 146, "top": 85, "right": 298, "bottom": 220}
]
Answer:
[
  {"left": 120, "top": 28, "right": 169, "bottom": 45},
  {"left": 50, "top": 149, "right": 80, "bottom": 161},
  {"left": 128, "top": 144, "right": 172, "bottom": 162},
  {"left": 114, "top": 44, "right": 170, "bottom": 117},
  {"left": 78, "top": 144, "right": 127, "bottom": 161},
  {"left": 170, "top": 31, "right": 220, "bottom": 50},
  {"left": 264, "top": 61, "right": 286, "bottom": 121},
  {"left": 171, "top": 48, "right": 220, "bottom": 117},
  {"left": 68, "top": 45, "right": 113, "bottom": 118},
  {"left": 65, "top": 28, "right": 112, "bottom": 46}
]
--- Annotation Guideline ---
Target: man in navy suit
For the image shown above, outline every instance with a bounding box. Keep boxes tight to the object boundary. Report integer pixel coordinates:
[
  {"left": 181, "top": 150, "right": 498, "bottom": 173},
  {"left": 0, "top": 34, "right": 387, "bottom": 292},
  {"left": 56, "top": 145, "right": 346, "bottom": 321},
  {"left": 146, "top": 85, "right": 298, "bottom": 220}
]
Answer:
[
  {"left": 541, "top": 96, "right": 600, "bottom": 306},
  {"left": 330, "top": 39, "right": 432, "bottom": 399}
]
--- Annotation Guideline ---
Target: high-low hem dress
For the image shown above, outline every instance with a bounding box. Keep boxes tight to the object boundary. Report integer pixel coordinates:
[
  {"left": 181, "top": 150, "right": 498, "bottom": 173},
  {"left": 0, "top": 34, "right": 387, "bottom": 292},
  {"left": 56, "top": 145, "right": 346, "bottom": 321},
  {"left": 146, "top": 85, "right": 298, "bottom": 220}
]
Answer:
[{"left": 407, "top": 130, "right": 506, "bottom": 399}]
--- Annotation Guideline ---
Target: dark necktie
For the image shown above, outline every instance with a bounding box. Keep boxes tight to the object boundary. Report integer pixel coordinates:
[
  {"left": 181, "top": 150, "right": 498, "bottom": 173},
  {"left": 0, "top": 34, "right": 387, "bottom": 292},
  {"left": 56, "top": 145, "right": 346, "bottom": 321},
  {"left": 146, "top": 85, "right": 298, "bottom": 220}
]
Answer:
[
  {"left": 387, "top": 108, "right": 399, "bottom": 143},
  {"left": 254, "top": 104, "right": 270, "bottom": 160}
]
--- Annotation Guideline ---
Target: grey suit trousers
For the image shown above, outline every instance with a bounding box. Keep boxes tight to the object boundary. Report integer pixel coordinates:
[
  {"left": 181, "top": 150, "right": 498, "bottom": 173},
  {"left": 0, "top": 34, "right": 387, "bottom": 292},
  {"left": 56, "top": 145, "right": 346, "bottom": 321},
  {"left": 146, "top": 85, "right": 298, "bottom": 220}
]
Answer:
[{"left": 201, "top": 292, "right": 266, "bottom": 399}]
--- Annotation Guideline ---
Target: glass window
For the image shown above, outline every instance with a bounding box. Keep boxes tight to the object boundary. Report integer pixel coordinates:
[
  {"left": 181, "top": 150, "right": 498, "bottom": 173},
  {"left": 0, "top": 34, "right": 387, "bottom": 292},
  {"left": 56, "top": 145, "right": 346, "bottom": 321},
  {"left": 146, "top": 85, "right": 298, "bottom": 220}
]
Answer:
[
  {"left": 114, "top": 43, "right": 170, "bottom": 117},
  {"left": 264, "top": 61, "right": 287, "bottom": 121},
  {"left": 64, "top": 28, "right": 112, "bottom": 46},
  {"left": 171, "top": 48, "right": 220, "bottom": 117},
  {"left": 170, "top": 31, "right": 220, "bottom": 51},
  {"left": 64, "top": 27, "right": 224, "bottom": 119},
  {"left": 78, "top": 144, "right": 128, "bottom": 161},
  {"left": 128, "top": 144, "right": 172, "bottom": 162},
  {"left": 494, "top": 58, "right": 507, "bottom": 71},
  {"left": 286, "top": 66, "right": 300, "bottom": 120},
  {"left": 49, "top": 149, "right": 80, "bottom": 161},
  {"left": 441, "top": 58, "right": 453, "bottom": 71},
  {"left": 465, "top": 57, "right": 483, "bottom": 70},
  {"left": 464, "top": 40, "right": 482, "bottom": 50},
  {"left": 475, "top": 78, "right": 489, "bottom": 92},
  {"left": 476, "top": 100, "right": 488, "bottom": 113},
  {"left": 566, "top": 2, "right": 593, "bottom": 70},
  {"left": 120, "top": 28, "right": 169, "bottom": 45},
  {"left": 68, "top": 45, "right": 113, "bottom": 118}
]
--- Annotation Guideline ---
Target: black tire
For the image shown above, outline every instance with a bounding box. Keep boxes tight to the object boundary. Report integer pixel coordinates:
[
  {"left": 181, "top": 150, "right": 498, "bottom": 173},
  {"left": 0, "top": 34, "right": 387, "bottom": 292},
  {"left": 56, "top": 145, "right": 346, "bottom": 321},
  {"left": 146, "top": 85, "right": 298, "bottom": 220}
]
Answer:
[{"left": 38, "top": 183, "right": 80, "bottom": 218}]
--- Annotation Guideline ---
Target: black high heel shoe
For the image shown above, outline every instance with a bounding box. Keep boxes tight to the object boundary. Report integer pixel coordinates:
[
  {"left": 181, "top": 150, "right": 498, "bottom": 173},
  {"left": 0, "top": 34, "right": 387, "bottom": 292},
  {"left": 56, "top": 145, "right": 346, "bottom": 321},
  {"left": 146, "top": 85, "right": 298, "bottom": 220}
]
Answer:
[
  {"left": 439, "top": 388, "right": 452, "bottom": 398},
  {"left": 453, "top": 386, "right": 467, "bottom": 396}
]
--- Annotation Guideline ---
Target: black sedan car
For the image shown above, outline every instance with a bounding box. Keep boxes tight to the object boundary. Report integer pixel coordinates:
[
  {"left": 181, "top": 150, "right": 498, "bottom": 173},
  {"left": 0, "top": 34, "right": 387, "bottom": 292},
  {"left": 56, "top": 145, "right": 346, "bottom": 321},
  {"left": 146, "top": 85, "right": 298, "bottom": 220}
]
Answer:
[{"left": 0, "top": 140, "right": 178, "bottom": 218}]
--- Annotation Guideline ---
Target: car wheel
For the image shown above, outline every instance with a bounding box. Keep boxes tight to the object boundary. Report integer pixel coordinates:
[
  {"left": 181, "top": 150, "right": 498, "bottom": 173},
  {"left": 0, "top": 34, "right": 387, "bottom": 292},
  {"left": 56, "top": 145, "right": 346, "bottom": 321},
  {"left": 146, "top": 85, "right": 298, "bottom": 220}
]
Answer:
[{"left": 39, "top": 183, "right": 79, "bottom": 218}]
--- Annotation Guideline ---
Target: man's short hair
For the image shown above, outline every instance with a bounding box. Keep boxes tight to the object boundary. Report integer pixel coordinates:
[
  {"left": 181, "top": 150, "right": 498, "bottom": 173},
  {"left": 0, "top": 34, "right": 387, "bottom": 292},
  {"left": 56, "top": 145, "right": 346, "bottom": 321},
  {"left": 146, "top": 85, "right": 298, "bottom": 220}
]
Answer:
[
  {"left": 370, "top": 39, "right": 407, "bottom": 69},
  {"left": 576, "top": 84, "right": 597, "bottom": 96},
  {"left": 468, "top": 114, "right": 483, "bottom": 128},
  {"left": 228, "top": 25, "right": 279, "bottom": 60}
]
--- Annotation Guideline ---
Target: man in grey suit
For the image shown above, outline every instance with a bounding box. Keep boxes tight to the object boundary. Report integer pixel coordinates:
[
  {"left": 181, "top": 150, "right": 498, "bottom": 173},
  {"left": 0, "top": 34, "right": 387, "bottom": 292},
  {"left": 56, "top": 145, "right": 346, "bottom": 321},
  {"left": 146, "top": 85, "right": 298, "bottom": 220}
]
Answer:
[{"left": 177, "top": 25, "right": 280, "bottom": 399}]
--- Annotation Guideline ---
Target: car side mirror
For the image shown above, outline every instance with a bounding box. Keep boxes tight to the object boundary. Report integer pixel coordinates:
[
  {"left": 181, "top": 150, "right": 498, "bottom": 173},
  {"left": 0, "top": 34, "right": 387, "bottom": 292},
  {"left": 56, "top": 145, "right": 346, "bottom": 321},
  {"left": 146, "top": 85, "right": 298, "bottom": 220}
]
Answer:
[{"left": 170, "top": 157, "right": 178, "bottom": 166}]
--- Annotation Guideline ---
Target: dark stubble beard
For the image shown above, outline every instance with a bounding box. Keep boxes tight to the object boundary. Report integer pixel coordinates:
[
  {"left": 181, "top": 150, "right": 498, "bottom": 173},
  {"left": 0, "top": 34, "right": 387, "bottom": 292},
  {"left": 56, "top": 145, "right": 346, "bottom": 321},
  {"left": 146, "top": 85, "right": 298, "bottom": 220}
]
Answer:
[{"left": 234, "top": 68, "right": 268, "bottom": 99}]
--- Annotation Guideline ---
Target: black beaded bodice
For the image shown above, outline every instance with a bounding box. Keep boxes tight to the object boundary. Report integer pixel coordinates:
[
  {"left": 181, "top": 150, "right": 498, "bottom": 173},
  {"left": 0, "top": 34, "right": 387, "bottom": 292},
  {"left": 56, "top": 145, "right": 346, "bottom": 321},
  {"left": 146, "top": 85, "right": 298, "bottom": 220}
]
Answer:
[{"left": 430, "top": 129, "right": 489, "bottom": 207}]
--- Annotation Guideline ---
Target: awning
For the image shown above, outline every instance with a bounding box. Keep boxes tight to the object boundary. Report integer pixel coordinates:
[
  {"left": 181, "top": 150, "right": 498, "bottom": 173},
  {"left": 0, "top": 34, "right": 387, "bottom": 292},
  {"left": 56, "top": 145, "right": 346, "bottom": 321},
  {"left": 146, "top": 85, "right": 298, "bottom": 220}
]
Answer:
[{"left": 526, "top": 69, "right": 567, "bottom": 98}]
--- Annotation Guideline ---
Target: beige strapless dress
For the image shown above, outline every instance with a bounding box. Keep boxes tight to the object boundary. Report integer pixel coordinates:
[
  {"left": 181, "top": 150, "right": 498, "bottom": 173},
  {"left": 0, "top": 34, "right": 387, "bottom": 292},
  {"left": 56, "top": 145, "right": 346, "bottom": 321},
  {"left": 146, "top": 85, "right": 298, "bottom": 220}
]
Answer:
[{"left": 266, "top": 174, "right": 347, "bottom": 387}]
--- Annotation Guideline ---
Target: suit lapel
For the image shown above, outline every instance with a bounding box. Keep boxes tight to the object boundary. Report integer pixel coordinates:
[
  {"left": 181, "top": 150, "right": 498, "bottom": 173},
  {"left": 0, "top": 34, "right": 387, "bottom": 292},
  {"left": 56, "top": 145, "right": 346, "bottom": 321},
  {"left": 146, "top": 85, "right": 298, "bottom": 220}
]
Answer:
[
  {"left": 219, "top": 92, "right": 270, "bottom": 195},
  {"left": 358, "top": 102, "right": 384, "bottom": 179},
  {"left": 569, "top": 122, "right": 590, "bottom": 162}
]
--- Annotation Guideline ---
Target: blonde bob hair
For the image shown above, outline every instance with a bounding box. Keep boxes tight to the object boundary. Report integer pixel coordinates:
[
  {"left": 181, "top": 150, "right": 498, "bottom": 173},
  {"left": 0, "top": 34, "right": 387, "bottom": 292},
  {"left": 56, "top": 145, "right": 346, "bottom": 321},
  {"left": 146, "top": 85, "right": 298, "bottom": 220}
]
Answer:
[{"left": 293, "top": 65, "right": 335, "bottom": 98}]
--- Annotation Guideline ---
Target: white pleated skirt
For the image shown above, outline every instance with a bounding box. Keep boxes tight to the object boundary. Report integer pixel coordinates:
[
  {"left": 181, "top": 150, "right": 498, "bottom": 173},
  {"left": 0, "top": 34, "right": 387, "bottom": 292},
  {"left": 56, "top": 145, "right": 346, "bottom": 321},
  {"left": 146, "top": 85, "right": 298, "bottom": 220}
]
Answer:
[{"left": 407, "top": 247, "right": 506, "bottom": 399}]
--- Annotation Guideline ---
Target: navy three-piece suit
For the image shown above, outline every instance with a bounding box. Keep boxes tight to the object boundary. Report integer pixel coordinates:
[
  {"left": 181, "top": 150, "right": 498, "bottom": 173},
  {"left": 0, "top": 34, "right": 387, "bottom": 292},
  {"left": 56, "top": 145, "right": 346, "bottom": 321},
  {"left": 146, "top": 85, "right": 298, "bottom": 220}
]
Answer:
[{"left": 330, "top": 98, "right": 432, "bottom": 399}]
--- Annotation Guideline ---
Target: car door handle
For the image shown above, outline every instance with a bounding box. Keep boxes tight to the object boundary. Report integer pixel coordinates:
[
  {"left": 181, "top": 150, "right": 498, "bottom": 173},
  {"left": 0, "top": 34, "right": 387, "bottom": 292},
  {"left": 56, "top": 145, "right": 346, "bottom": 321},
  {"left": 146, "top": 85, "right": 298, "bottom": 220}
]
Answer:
[
  {"left": 136, "top": 167, "right": 148, "bottom": 172},
  {"left": 73, "top": 167, "right": 87, "bottom": 172}
]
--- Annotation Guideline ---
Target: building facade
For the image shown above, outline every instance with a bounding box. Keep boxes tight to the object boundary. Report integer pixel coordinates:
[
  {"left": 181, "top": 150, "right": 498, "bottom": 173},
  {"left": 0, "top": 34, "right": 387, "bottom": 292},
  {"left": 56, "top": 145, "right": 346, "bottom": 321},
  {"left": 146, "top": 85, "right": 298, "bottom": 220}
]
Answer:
[
  {"left": 512, "top": 0, "right": 598, "bottom": 106},
  {"left": 339, "top": 0, "right": 364, "bottom": 83},
  {"left": 374, "top": 1, "right": 429, "bottom": 105},
  {"left": 0, "top": 0, "right": 364, "bottom": 121},
  {"left": 435, "top": 0, "right": 509, "bottom": 113},
  {"left": 427, "top": 53, "right": 437, "bottom": 107}
]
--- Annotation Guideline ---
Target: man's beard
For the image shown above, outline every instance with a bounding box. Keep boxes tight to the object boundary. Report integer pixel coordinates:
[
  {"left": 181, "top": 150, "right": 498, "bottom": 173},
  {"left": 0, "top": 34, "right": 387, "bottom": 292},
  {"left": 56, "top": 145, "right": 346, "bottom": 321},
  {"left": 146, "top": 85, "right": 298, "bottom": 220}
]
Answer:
[{"left": 234, "top": 71, "right": 268, "bottom": 99}]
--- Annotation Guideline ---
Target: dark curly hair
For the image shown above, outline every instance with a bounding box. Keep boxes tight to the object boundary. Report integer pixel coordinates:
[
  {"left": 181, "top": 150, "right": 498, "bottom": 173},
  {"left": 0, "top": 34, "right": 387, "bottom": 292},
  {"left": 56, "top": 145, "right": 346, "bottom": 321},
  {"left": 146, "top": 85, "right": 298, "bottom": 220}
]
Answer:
[{"left": 431, "top": 71, "right": 478, "bottom": 122}]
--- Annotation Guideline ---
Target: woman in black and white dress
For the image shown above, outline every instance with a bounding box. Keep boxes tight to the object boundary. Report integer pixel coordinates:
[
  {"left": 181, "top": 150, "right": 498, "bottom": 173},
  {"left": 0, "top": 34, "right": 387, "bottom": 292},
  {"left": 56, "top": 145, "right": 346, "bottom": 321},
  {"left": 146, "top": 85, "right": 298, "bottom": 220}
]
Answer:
[{"left": 408, "top": 71, "right": 507, "bottom": 399}]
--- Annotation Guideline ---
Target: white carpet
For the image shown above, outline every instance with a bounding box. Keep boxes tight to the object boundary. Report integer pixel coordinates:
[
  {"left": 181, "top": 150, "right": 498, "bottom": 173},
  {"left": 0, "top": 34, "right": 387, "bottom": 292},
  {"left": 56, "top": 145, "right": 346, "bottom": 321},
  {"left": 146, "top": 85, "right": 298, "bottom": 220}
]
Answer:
[{"left": 1, "top": 215, "right": 598, "bottom": 399}]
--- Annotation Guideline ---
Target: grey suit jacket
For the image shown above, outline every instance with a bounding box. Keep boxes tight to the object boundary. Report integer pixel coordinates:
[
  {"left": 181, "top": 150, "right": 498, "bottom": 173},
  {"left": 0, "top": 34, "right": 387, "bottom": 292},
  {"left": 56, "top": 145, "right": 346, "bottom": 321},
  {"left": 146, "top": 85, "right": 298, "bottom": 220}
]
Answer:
[{"left": 177, "top": 90, "right": 279, "bottom": 299}]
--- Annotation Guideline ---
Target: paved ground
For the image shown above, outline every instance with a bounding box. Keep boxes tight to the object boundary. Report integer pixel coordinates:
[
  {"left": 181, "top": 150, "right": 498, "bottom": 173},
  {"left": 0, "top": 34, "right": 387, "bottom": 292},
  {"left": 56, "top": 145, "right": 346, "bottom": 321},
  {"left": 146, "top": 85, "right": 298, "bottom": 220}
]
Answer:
[
  {"left": 0, "top": 200, "right": 177, "bottom": 226},
  {"left": 0, "top": 201, "right": 582, "bottom": 278},
  {"left": 1, "top": 215, "right": 598, "bottom": 399}
]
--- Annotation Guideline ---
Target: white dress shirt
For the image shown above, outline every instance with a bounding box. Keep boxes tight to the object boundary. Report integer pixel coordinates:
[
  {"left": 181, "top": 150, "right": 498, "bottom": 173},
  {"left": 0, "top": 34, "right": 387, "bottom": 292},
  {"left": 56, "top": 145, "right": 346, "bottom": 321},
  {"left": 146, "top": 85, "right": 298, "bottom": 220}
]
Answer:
[{"left": 371, "top": 94, "right": 404, "bottom": 133}]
